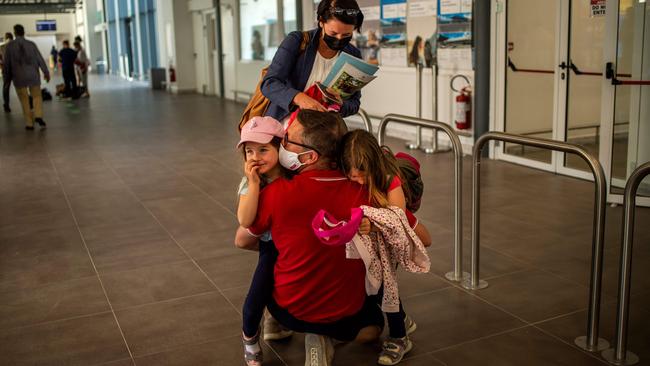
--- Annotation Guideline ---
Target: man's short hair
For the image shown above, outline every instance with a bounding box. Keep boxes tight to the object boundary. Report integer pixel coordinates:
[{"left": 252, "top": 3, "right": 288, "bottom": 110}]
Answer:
[
  {"left": 13, "top": 24, "right": 24, "bottom": 36},
  {"left": 297, "top": 110, "right": 348, "bottom": 164},
  {"left": 63, "top": 40, "right": 70, "bottom": 46},
  {"left": 4, "top": 32, "right": 13, "bottom": 40}
]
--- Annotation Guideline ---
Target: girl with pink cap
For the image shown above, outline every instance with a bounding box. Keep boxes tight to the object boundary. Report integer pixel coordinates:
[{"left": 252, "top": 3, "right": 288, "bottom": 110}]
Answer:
[{"left": 236, "top": 116, "right": 292, "bottom": 366}]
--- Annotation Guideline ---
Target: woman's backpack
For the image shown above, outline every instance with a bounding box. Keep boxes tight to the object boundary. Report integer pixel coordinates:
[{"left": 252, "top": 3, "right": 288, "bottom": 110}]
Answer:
[{"left": 238, "top": 32, "right": 310, "bottom": 130}]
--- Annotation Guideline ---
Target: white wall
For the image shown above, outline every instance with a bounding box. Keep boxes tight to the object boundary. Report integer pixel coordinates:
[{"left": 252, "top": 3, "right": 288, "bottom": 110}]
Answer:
[
  {"left": 172, "top": 0, "right": 198, "bottom": 92},
  {"left": 0, "top": 13, "right": 76, "bottom": 42}
]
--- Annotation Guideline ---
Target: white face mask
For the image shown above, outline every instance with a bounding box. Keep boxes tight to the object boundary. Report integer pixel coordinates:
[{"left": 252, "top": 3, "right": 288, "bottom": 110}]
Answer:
[{"left": 279, "top": 144, "right": 314, "bottom": 171}]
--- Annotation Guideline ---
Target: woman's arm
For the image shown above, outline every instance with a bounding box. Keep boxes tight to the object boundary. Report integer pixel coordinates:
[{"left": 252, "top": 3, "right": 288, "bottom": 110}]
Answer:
[
  {"left": 340, "top": 90, "right": 361, "bottom": 117},
  {"left": 260, "top": 31, "right": 304, "bottom": 111}
]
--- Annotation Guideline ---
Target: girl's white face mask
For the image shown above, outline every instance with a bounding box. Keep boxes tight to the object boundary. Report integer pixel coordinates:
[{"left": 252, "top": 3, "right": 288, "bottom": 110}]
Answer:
[{"left": 279, "top": 145, "right": 314, "bottom": 171}]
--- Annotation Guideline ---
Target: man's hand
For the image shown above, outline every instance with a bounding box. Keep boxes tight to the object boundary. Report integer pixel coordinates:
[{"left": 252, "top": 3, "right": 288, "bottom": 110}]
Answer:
[
  {"left": 293, "top": 92, "right": 327, "bottom": 112},
  {"left": 244, "top": 159, "right": 261, "bottom": 186},
  {"left": 358, "top": 217, "right": 371, "bottom": 235},
  {"left": 44, "top": 74, "right": 50, "bottom": 83}
]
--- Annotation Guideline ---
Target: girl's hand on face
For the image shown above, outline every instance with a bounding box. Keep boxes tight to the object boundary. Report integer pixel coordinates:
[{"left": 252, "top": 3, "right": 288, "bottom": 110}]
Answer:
[
  {"left": 244, "top": 159, "right": 261, "bottom": 185},
  {"left": 293, "top": 92, "right": 327, "bottom": 112}
]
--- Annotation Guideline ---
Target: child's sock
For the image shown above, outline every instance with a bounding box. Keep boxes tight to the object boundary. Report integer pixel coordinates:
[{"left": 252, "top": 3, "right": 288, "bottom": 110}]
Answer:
[{"left": 243, "top": 332, "right": 261, "bottom": 354}]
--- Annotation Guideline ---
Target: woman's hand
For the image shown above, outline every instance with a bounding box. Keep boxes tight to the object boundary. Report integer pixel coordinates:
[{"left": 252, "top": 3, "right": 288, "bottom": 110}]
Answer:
[
  {"left": 244, "top": 159, "right": 261, "bottom": 186},
  {"left": 293, "top": 92, "right": 327, "bottom": 112}
]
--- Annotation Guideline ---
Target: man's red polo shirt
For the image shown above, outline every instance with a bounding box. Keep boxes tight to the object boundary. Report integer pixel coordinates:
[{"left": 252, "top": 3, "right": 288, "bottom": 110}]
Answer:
[{"left": 248, "top": 169, "right": 368, "bottom": 323}]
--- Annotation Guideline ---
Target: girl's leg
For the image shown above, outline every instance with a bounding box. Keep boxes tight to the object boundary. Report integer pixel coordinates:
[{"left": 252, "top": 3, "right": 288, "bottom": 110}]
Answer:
[
  {"left": 386, "top": 301, "right": 406, "bottom": 338},
  {"left": 242, "top": 239, "right": 278, "bottom": 338}
]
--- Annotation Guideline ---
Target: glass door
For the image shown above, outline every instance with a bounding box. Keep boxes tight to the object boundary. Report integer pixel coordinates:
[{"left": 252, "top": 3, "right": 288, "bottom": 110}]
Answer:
[
  {"left": 601, "top": 0, "right": 650, "bottom": 205},
  {"left": 556, "top": 0, "right": 607, "bottom": 178},
  {"left": 501, "top": 0, "right": 560, "bottom": 170}
]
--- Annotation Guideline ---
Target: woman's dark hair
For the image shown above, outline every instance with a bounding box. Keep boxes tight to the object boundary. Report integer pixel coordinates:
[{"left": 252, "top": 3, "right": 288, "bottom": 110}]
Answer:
[
  {"left": 317, "top": 0, "right": 364, "bottom": 31},
  {"left": 409, "top": 36, "right": 422, "bottom": 65}
]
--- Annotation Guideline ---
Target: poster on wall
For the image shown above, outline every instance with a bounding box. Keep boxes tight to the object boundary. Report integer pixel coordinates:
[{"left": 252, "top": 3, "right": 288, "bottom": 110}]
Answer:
[
  {"left": 436, "top": 0, "right": 472, "bottom": 69},
  {"left": 352, "top": 0, "right": 382, "bottom": 65},
  {"left": 380, "top": 0, "right": 408, "bottom": 66},
  {"left": 406, "top": 0, "right": 437, "bottom": 67}
]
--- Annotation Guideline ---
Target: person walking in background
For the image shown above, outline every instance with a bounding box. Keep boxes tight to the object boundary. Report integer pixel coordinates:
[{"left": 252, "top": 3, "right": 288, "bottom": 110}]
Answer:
[
  {"left": 58, "top": 40, "right": 77, "bottom": 98},
  {"left": 50, "top": 45, "right": 58, "bottom": 71},
  {"left": 2, "top": 24, "right": 50, "bottom": 130},
  {"left": 1, "top": 32, "right": 14, "bottom": 112},
  {"left": 73, "top": 41, "right": 89, "bottom": 98}
]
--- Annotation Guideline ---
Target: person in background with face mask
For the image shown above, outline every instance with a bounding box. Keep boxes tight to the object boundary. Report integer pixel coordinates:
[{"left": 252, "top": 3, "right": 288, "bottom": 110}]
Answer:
[
  {"left": 261, "top": 0, "right": 364, "bottom": 125},
  {"left": 235, "top": 110, "right": 384, "bottom": 366}
]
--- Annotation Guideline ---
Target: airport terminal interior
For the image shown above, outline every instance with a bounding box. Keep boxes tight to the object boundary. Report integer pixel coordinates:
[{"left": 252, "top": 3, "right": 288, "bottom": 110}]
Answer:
[{"left": 1, "top": 0, "right": 649, "bottom": 365}]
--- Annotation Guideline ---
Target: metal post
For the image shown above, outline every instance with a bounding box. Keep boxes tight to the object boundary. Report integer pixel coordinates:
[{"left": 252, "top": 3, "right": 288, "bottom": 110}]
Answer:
[
  {"left": 601, "top": 162, "right": 650, "bottom": 365},
  {"left": 356, "top": 108, "right": 373, "bottom": 134},
  {"left": 378, "top": 114, "right": 467, "bottom": 282},
  {"left": 462, "top": 132, "right": 609, "bottom": 353},
  {"left": 406, "top": 65, "right": 424, "bottom": 150},
  {"left": 421, "top": 64, "right": 451, "bottom": 154}
]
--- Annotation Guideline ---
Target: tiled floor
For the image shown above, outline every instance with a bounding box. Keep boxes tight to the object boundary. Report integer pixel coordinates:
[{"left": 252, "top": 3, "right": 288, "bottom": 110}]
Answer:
[{"left": 1, "top": 75, "right": 649, "bottom": 366}]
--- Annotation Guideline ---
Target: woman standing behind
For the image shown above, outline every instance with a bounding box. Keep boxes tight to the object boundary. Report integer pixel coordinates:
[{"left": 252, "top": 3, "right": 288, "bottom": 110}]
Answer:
[{"left": 261, "top": 0, "right": 364, "bottom": 123}]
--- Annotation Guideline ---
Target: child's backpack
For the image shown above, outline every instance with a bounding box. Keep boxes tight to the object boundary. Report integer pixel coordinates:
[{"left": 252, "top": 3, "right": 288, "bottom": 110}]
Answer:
[{"left": 395, "top": 152, "right": 424, "bottom": 213}]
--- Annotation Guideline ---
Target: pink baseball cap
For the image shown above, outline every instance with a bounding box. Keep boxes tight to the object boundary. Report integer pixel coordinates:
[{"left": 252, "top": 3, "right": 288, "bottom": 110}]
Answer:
[
  {"left": 311, "top": 208, "right": 364, "bottom": 246},
  {"left": 237, "top": 116, "right": 285, "bottom": 148}
]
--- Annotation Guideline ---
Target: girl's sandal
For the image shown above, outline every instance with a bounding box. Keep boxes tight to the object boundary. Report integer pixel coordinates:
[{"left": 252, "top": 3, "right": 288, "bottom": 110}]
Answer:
[
  {"left": 242, "top": 331, "right": 263, "bottom": 366},
  {"left": 377, "top": 336, "right": 413, "bottom": 365}
]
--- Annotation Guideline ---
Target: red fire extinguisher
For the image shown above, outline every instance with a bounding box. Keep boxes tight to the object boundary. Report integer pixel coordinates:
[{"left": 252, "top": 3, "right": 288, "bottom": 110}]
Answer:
[
  {"left": 455, "top": 86, "right": 471, "bottom": 130},
  {"left": 169, "top": 65, "right": 176, "bottom": 83}
]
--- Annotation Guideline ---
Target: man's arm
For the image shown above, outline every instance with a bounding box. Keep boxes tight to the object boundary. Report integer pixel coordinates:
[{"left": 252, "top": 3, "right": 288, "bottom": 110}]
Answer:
[{"left": 235, "top": 226, "right": 260, "bottom": 251}]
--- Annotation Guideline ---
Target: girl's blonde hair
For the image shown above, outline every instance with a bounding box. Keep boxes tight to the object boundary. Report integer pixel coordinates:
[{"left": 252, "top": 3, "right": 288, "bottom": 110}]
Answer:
[{"left": 339, "top": 130, "right": 407, "bottom": 207}]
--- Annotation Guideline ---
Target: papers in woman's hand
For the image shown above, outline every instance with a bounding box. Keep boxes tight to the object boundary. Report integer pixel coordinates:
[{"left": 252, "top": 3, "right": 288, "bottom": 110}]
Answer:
[{"left": 322, "top": 53, "right": 379, "bottom": 99}]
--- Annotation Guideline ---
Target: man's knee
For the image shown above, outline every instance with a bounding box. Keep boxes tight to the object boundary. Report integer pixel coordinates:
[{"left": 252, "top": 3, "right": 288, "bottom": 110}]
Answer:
[{"left": 354, "top": 325, "right": 381, "bottom": 343}]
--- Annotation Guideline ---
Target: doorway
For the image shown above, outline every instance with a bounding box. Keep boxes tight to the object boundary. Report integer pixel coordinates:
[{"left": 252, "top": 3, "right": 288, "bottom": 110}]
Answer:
[
  {"left": 220, "top": 3, "right": 236, "bottom": 100},
  {"left": 494, "top": 0, "right": 649, "bottom": 205}
]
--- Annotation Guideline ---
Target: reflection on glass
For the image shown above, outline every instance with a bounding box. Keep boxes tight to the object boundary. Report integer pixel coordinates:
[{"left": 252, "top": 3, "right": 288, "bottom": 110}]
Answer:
[
  {"left": 563, "top": 0, "right": 605, "bottom": 172},
  {"left": 239, "top": 0, "right": 297, "bottom": 61},
  {"left": 610, "top": 0, "right": 649, "bottom": 197},
  {"left": 504, "top": 0, "right": 556, "bottom": 164}
]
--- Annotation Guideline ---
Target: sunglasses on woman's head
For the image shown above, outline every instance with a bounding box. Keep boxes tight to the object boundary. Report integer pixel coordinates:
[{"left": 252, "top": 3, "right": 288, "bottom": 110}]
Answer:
[{"left": 330, "top": 7, "right": 360, "bottom": 17}]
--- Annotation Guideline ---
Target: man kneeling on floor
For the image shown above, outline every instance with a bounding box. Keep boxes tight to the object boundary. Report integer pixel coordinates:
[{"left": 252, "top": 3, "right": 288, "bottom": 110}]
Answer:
[{"left": 235, "top": 110, "right": 384, "bottom": 366}]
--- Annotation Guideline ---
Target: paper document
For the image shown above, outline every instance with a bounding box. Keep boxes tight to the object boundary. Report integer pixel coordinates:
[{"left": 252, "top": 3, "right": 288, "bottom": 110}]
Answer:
[{"left": 322, "top": 53, "right": 379, "bottom": 99}]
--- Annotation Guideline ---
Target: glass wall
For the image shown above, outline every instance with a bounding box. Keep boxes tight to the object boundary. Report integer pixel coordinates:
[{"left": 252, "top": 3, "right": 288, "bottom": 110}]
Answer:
[{"left": 239, "top": 0, "right": 299, "bottom": 61}]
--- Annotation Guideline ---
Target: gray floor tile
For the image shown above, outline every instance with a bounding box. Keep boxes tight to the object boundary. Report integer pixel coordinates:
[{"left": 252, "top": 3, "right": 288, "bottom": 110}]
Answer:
[
  {"left": 101, "top": 261, "right": 216, "bottom": 309},
  {"left": 196, "top": 251, "right": 259, "bottom": 291},
  {"left": 115, "top": 293, "right": 241, "bottom": 356},
  {"left": 173, "top": 225, "right": 242, "bottom": 260},
  {"left": 473, "top": 269, "right": 590, "bottom": 323},
  {"left": 432, "top": 326, "right": 607, "bottom": 366},
  {"left": 0, "top": 276, "right": 109, "bottom": 330},
  {"left": 0, "top": 313, "right": 130, "bottom": 366},
  {"left": 134, "top": 335, "right": 283, "bottom": 366}
]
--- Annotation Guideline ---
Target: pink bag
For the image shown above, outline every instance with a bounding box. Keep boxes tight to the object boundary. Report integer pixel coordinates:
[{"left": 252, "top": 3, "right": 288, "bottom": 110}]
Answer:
[{"left": 311, "top": 208, "right": 363, "bottom": 246}]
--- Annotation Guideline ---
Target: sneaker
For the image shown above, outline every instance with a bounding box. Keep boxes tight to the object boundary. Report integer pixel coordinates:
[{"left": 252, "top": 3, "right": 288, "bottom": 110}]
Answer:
[
  {"left": 263, "top": 313, "right": 293, "bottom": 341},
  {"left": 378, "top": 336, "right": 413, "bottom": 365},
  {"left": 25, "top": 125, "right": 34, "bottom": 131},
  {"left": 304, "top": 333, "right": 334, "bottom": 366},
  {"left": 35, "top": 118, "right": 46, "bottom": 128},
  {"left": 3, "top": 104, "right": 9, "bottom": 113},
  {"left": 404, "top": 315, "right": 417, "bottom": 335}
]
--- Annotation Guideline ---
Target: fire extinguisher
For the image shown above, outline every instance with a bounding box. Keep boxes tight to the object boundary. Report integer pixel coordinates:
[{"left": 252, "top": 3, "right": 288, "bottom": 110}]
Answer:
[
  {"left": 169, "top": 64, "right": 176, "bottom": 83},
  {"left": 451, "top": 75, "right": 472, "bottom": 130}
]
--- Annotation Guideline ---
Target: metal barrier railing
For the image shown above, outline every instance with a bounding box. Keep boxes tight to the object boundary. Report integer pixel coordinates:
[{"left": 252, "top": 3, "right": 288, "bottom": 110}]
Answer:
[
  {"left": 601, "top": 161, "right": 650, "bottom": 366},
  {"left": 357, "top": 108, "right": 373, "bottom": 134},
  {"left": 463, "top": 132, "right": 609, "bottom": 353},
  {"left": 378, "top": 114, "right": 468, "bottom": 282}
]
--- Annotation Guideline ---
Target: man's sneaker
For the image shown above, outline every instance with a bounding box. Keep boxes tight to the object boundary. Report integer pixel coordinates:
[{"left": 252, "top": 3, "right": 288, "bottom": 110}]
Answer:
[
  {"left": 378, "top": 336, "right": 413, "bottom": 365},
  {"left": 35, "top": 118, "right": 46, "bottom": 128},
  {"left": 304, "top": 333, "right": 334, "bottom": 366},
  {"left": 263, "top": 314, "right": 293, "bottom": 341},
  {"left": 25, "top": 125, "right": 34, "bottom": 131},
  {"left": 404, "top": 315, "right": 417, "bottom": 335},
  {"left": 3, "top": 104, "right": 9, "bottom": 113}
]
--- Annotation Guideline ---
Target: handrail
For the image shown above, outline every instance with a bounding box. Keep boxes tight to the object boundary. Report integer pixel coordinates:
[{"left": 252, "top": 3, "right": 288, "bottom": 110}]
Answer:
[
  {"left": 356, "top": 108, "right": 373, "bottom": 134},
  {"left": 378, "top": 114, "right": 467, "bottom": 282},
  {"left": 601, "top": 162, "right": 650, "bottom": 366},
  {"left": 464, "top": 132, "right": 609, "bottom": 353}
]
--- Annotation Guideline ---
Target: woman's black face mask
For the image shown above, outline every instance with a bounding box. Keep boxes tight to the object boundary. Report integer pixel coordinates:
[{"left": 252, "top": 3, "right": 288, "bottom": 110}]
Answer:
[{"left": 323, "top": 32, "right": 352, "bottom": 51}]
